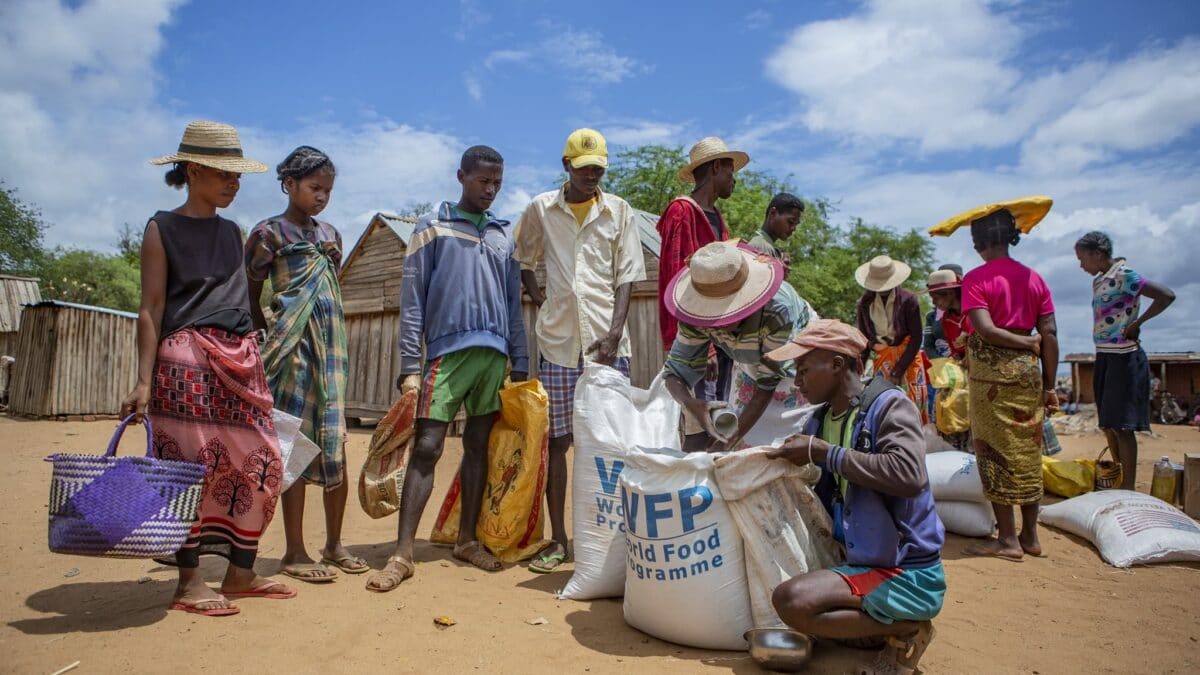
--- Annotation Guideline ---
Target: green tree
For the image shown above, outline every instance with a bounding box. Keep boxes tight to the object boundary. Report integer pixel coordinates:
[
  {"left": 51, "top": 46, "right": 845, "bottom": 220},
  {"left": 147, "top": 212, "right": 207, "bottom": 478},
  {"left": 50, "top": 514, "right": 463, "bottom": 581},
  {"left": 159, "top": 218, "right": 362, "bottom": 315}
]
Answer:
[
  {"left": 116, "top": 222, "right": 142, "bottom": 265},
  {"left": 0, "top": 182, "right": 48, "bottom": 276},
  {"left": 39, "top": 249, "right": 140, "bottom": 312},
  {"left": 603, "top": 144, "right": 934, "bottom": 322}
]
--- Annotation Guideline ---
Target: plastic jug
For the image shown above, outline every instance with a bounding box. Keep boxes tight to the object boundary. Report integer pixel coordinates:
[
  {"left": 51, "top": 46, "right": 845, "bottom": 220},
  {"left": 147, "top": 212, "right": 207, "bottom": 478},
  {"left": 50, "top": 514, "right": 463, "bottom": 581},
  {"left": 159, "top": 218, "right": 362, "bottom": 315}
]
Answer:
[{"left": 1150, "top": 456, "right": 1177, "bottom": 504}]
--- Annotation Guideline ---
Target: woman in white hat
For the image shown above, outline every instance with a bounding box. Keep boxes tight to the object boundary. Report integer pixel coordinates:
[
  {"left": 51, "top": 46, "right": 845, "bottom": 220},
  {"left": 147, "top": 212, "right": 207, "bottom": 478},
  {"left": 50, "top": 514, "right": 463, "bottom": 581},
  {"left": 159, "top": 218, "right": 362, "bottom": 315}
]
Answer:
[
  {"left": 661, "top": 241, "right": 811, "bottom": 452},
  {"left": 854, "top": 255, "right": 928, "bottom": 423},
  {"left": 120, "top": 120, "right": 294, "bottom": 616}
]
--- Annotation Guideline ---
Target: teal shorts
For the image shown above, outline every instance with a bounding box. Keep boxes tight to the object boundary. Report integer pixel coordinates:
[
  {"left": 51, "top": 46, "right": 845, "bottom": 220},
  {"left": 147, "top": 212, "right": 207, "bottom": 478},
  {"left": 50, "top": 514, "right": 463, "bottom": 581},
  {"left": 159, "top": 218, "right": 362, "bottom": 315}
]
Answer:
[
  {"left": 833, "top": 562, "right": 946, "bottom": 624},
  {"left": 417, "top": 347, "right": 507, "bottom": 422}
]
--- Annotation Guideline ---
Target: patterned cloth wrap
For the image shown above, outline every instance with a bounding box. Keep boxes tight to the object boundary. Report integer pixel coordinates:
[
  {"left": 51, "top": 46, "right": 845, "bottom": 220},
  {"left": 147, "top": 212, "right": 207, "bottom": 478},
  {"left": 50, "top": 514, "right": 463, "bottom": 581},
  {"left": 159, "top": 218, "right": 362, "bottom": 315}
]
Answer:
[
  {"left": 260, "top": 239, "right": 348, "bottom": 489},
  {"left": 872, "top": 337, "right": 929, "bottom": 426}
]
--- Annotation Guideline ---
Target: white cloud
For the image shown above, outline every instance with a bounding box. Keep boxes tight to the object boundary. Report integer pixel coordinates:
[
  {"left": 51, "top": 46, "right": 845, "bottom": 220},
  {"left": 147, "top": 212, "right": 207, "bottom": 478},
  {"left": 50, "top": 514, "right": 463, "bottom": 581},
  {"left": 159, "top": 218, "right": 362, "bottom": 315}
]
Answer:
[
  {"left": 744, "top": 9, "right": 770, "bottom": 31},
  {"left": 483, "top": 49, "right": 531, "bottom": 69},
  {"left": 604, "top": 120, "right": 688, "bottom": 146},
  {"left": 463, "top": 74, "right": 483, "bottom": 102}
]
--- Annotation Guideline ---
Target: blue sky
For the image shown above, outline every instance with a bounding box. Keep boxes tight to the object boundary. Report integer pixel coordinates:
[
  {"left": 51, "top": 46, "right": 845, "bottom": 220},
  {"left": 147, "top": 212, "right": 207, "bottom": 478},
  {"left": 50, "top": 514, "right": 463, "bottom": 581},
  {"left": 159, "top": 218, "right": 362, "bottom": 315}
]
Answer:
[{"left": 2, "top": 0, "right": 1198, "bottom": 356}]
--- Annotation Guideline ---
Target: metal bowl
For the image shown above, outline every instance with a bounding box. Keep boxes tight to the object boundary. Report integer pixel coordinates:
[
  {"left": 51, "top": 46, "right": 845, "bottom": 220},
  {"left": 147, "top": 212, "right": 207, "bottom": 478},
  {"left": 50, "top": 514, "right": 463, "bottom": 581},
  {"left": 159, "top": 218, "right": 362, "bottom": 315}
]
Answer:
[{"left": 744, "top": 628, "right": 813, "bottom": 672}]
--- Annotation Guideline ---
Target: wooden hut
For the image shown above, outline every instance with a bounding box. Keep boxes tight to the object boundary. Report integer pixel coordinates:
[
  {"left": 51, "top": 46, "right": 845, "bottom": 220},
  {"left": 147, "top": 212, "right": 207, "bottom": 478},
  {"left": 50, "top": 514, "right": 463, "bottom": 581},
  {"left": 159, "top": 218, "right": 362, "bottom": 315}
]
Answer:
[
  {"left": 7, "top": 300, "right": 137, "bottom": 418},
  {"left": 1067, "top": 352, "right": 1200, "bottom": 406},
  {"left": 338, "top": 212, "right": 418, "bottom": 422},
  {"left": 0, "top": 275, "right": 42, "bottom": 357}
]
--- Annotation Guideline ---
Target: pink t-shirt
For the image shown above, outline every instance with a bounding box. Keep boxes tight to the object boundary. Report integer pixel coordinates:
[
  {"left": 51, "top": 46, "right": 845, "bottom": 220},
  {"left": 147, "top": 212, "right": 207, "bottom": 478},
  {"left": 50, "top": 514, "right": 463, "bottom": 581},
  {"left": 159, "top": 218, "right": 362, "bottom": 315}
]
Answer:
[{"left": 962, "top": 257, "right": 1054, "bottom": 331}]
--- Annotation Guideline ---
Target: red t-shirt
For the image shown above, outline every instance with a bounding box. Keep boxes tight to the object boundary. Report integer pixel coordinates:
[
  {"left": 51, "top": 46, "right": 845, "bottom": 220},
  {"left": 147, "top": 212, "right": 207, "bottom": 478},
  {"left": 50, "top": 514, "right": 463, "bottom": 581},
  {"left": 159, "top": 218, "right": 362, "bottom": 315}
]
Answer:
[
  {"left": 961, "top": 257, "right": 1054, "bottom": 331},
  {"left": 939, "top": 310, "right": 971, "bottom": 358}
]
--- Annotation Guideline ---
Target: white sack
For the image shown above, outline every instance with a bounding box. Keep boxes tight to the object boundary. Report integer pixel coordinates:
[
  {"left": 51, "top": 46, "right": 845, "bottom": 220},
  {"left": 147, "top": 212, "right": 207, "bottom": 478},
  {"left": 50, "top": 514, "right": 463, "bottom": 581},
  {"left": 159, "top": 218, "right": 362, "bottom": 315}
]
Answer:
[
  {"left": 561, "top": 365, "right": 682, "bottom": 600},
  {"left": 923, "top": 423, "right": 955, "bottom": 454},
  {"left": 729, "top": 368, "right": 819, "bottom": 449},
  {"left": 272, "top": 409, "right": 322, "bottom": 492},
  {"left": 714, "top": 448, "right": 841, "bottom": 628},
  {"left": 1039, "top": 490, "right": 1200, "bottom": 568},
  {"left": 621, "top": 451, "right": 752, "bottom": 651},
  {"left": 925, "top": 451, "right": 987, "bottom": 503},
  {"left": 934, "top": 500, "right": 995, "bottom": 538}
]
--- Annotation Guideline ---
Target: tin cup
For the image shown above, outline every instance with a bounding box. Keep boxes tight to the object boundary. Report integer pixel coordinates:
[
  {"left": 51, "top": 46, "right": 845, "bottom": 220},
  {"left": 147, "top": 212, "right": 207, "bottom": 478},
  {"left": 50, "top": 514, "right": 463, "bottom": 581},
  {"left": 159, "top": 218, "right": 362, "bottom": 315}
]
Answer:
[{"left": 710, "top": 408, "right": 738, "bottom": 441}]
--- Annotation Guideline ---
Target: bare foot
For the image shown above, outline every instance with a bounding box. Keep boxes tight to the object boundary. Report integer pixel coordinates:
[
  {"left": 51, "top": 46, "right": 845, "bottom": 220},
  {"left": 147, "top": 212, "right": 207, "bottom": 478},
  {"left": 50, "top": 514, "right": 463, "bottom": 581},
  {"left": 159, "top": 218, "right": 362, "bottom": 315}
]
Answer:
[
  {"left": 1018, "top": 531, "right": 1043, "bottom": 557},
  {"left": 962, "top": 539, "right": 1024, "bottom": 561},
  {"left": 365, "top": 557, "right": 414, "bottom": 593}
]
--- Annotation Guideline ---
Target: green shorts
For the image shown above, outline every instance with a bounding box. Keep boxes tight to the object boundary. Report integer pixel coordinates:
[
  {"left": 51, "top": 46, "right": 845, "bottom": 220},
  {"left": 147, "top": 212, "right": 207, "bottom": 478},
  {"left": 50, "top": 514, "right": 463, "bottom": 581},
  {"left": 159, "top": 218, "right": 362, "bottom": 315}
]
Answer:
[{"left": 417, "top": 347, "right": 507, "bottom": 422}]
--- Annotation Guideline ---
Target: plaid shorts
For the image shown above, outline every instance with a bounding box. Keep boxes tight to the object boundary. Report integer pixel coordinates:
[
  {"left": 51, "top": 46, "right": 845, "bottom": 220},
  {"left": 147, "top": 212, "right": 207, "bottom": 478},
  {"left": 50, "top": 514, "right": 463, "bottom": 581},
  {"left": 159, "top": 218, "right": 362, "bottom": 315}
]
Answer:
[{"left": 541, "top": 356, "right": 630, "bottom": 438}]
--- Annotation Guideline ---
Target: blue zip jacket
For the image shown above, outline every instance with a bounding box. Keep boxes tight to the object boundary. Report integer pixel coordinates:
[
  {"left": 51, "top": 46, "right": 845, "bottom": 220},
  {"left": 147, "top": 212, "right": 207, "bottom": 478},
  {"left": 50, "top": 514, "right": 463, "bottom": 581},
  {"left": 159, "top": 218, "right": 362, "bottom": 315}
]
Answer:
[
  {"left": 398, "top": 202, "right": 529, "bottom": 376},
  {"left": 805, "top": 383, "right": 945, "bottom": 569}
]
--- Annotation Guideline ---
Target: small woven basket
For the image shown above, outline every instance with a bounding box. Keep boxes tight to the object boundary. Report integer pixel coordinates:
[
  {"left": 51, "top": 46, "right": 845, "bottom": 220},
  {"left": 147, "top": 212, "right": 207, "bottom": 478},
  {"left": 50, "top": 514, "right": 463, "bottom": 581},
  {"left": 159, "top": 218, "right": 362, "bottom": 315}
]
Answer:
[
  {"left": 46, "top": 415, "right": 206, "bottom": 558},
  {"left": 1093, "top": 446, "right": 1124, "bottom": 491}
]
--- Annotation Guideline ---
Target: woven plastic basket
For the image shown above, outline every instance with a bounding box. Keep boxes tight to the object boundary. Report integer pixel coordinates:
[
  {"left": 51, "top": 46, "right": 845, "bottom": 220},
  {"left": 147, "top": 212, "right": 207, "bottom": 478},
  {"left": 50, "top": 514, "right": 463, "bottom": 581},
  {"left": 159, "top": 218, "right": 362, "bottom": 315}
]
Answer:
[{"left": 45, "top": 415, "right": 206, "bottom": 558}]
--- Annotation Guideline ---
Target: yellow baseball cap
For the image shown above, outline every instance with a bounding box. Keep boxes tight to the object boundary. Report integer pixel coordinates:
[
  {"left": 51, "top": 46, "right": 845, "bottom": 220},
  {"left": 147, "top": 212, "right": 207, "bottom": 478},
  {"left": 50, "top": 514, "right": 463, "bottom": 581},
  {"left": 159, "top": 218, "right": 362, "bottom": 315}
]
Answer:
[{"left": 562, "top": 128, "right": 608, "bottom": 169}]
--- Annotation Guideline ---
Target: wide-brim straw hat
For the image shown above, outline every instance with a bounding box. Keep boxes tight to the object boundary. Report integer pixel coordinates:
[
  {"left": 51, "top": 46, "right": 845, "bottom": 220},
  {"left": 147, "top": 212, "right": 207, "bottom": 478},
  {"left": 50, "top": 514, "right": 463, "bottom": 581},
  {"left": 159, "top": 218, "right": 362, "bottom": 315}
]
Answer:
[
  {"left": 928, "top": 196, "right": 1053, "bottom": 237},
  {"left": 664, "top": 241, "right": 784, "bottom": 328},
  {"left": 855, "top": 255, "right": 912, "bottom": 293},
  {"left": 921, "top": 269, "right": 962, "bottom": 294},
  {"left": 149, "top": 120, "right": 268, "bottom": 173},
  {"left": 678, "top": 136, "right": 750, "bottom": 183}
]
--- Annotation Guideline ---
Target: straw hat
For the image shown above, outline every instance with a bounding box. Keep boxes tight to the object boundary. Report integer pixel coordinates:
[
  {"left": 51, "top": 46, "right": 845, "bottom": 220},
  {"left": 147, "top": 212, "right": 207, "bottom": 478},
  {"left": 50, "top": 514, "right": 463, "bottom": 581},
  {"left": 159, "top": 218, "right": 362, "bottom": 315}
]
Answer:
[
  {"left": 928, "top": 196, "right": 1053, "bottom": 237},
  {"left": 677, "top": 137, "right": 750, "bottom": 183},
  {"left": 664, "top": 241, "right": 784, "bottom": 328},
  {"left": 149, "top": 120, "right": 268, "bottom": 174},
  {"left": 855, "top": 255, "right": 912, "bottom": 293},
  {"left": 921, "top": 269, "right": 962, "bottom": 294}
]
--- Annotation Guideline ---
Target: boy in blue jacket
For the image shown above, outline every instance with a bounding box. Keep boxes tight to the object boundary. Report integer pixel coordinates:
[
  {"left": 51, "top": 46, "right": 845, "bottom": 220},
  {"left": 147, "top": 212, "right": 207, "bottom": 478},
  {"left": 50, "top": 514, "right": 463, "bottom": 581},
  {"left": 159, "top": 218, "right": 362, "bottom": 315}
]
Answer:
[
  {"left": 366, "top": 145, "right": 529, "bottom": 592},
  {"left": 766, "top": 319, "right": 945, "bottom": 675}
]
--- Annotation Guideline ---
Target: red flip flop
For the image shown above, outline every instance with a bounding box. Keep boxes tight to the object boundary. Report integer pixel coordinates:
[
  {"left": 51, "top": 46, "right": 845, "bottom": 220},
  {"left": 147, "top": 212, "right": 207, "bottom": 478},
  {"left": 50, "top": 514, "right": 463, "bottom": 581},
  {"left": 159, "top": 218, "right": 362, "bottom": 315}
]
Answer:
[
  {"left": 170, "top": 599, "right": 241, "bottom": 617},
  {"left": 220, "top": 581, "right": 297, "bottom": 599}
]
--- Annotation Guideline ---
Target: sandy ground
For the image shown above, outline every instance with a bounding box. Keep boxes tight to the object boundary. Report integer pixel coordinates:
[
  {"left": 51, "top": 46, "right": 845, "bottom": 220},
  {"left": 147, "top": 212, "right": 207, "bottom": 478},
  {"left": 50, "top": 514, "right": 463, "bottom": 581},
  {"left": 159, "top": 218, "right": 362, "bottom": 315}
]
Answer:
[{"left": 2, "top": 416, "right": 1199, "bottom": 675}]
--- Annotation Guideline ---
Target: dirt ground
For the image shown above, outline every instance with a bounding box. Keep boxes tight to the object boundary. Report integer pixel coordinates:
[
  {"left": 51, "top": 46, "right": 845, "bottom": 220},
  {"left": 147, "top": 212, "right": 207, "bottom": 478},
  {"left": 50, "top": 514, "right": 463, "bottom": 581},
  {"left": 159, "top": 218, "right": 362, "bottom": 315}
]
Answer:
[{"left": 2, "top": 416, "right": 1198, "bottom": 674}]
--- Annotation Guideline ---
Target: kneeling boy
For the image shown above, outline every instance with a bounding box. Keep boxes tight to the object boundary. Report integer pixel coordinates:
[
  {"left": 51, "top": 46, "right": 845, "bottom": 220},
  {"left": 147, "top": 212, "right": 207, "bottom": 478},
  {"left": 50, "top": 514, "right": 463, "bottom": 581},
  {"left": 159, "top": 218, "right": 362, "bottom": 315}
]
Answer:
[{"left": 765, "top": 319, "right": 945, "bottom": 675}]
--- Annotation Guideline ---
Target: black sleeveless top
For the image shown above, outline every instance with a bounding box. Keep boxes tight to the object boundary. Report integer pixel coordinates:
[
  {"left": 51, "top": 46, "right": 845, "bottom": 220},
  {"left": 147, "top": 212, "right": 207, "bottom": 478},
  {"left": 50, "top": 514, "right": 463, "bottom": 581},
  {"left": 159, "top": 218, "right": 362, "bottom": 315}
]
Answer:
[{"left": 150, "top": 210, "right": 253, "bottom": 337}]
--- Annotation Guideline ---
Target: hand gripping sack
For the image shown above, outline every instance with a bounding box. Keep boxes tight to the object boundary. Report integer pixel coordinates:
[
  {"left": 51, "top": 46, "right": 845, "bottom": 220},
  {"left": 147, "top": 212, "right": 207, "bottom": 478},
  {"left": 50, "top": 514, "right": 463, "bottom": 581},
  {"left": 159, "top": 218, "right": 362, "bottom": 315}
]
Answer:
[
  {"left": 713, "top": 448, "right": 841, "bottom": 629},
  {"left": 430, "top": 380, "right": 550, "bottom": 563},
  {"left": 359, "top": 391, "right": 418, "bottom": 519},
  {"left": 1039, "top": 490, "right": 1200, "bottom": 567},
  {"left": 925, "top": 451, "right": 987, "bottom": 503},
  {"left": 46, "top": 415, "right": 205, "bottom": 558},
  {"left": 561, "top": 365, "right": 682, "bottom": 600},
  {"left": 621, "top": 451, "right": 752, "bottom": 651}
]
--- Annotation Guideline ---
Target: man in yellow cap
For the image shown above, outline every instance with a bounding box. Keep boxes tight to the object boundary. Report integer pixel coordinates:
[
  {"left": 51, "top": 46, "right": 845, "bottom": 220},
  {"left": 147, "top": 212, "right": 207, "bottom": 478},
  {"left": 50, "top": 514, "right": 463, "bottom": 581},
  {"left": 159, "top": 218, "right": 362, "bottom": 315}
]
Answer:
[{"left": 514, "top": 128, "right": 646, "bottom": 574}]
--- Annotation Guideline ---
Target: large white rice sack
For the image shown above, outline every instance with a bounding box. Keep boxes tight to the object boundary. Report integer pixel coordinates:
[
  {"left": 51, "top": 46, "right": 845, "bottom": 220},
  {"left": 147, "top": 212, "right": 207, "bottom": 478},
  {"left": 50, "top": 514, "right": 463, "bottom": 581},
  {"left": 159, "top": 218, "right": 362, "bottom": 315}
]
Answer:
[
  {"left": 926, "top": 451, "right": 987, "bottom": 503},
  {"left": 560, "top": 365, "right": 682, "bottom": 600},
  {"left": 934, "top": 500, "right": 995, "bottom": 538},
  {"left": 621, "top": 451, "right": 752, "bottom": 651},
  {"left": 1039, "top": 490, "right": 1200, "bottom": 568},
  {"left": 713, "top": 448, "right": 841, "bottom": 629}
]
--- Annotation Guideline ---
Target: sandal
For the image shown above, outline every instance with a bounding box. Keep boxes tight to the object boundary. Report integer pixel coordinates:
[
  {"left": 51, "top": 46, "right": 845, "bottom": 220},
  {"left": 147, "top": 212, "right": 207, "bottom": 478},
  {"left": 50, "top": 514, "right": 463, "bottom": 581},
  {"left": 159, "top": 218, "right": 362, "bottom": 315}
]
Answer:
[
  {"left": 528, "top": 545, "right": 568, "bottom": 574},
  {"left": 220, "top": 580, "right": 297, "bottom": 600},
  {"left": 281, "top": 562, "right": 338, "bottom": 583},
  {"left": 453, "top": 541, "right": 503, "bottom": 572},
  {"left": 170, "top": 597, "right": 240, "bottom": 617},
  {"left": 320, "top": 550, "right": 370, "bottom": 574},
  {"left": 365, "top": 556, "right": 414, "bottom": 593},
  {"left": 857, "top": 622, "right": 937, "bottom": 675}
]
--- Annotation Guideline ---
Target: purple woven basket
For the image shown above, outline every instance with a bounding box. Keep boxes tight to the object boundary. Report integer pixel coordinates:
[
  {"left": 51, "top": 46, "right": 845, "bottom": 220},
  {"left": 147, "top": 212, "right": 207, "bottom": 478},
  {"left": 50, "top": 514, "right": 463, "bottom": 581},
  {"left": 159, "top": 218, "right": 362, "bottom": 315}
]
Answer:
[{"left": 45, "top": 415, "right": 206, "bottom": 558}]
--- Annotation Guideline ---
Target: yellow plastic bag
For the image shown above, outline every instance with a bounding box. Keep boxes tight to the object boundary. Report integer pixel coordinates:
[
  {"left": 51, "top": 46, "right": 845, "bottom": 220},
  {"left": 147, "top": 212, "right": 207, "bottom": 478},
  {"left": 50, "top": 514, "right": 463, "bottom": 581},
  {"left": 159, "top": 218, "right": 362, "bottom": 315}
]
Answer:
[
  {"left": 935, "top": 388, "right": 970, "bottom": 434},
  {"left": 927, "top": 357, "right": 966, "bottom": 390},
  {"left": 1042, "top": 456, "right": 1096, "bottom": 498},
  {"left": 430, "top": 380, "right": 550, "bottom": 563}
]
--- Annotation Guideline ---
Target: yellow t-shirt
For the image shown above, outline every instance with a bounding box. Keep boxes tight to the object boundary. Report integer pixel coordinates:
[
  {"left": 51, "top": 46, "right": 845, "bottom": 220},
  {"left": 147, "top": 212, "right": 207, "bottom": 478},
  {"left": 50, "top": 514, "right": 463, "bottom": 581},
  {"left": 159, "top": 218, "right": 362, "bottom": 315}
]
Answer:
[{"left": 567, "top": 197, "right": 596, "bottom": 226}]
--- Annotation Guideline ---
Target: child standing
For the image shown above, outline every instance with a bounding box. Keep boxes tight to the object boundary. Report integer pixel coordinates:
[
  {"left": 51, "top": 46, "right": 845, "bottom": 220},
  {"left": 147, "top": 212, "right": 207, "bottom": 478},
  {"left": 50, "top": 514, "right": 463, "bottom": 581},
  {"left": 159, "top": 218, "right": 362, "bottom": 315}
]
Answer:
[
  {"left": 123, "top": 120, "right": 295, "bottom": 616},
  {"left": 245, "top": 146, "right": 363, "bottom": 582}
]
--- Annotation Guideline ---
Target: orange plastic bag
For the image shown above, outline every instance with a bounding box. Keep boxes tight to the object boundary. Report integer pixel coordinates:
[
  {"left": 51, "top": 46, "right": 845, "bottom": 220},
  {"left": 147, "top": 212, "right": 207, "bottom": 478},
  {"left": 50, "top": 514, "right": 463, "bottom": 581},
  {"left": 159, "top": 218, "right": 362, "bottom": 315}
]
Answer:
[{"left": 429, "top": 380, "right": 550, "bottom": 562}]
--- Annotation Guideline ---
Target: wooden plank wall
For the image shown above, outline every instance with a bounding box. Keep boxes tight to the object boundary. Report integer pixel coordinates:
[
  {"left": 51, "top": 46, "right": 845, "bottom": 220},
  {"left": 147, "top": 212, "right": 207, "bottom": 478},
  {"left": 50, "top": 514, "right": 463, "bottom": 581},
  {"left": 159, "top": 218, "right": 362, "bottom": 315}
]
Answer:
[
  {"left": 8, "top": 306, "right": 136, "bottom": 416},
  {"left": 339, "top": 224, "right": 404, "bottom": 316},
  {"left": 344, "top": 310, "right": 402, "bottom": 418}
]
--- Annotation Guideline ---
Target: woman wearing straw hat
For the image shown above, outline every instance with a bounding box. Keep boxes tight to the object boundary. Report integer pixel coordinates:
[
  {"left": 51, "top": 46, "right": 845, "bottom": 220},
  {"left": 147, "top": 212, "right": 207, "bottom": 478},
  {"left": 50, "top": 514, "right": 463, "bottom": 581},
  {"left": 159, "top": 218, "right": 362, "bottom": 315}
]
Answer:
[
  {"left": 932, "top": 203, "right": 1056, "bottom": 561},
  {"left": 854, "top": 255, "right": 928, "bottom": 424},
  {"left": 661, "top": 241, "right": 807, "bottom": 452},
  {"left": 657, "top": 137, "right": 750, "bottom": 408},
  {"left": 120, "top": 120, "right": 294, "bottom": 616}
]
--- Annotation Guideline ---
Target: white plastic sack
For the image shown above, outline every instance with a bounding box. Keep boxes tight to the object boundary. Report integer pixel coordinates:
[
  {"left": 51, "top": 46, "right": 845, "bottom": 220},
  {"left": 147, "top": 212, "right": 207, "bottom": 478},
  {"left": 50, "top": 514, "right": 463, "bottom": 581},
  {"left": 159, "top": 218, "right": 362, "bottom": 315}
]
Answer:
[
  {"left": 272, "top": 409, "right": 322, "bottom": 492},
  {"left": 925, "top": 451, "right": 987, "bottom": 503},
  {"left": 934, "top": 500, "right": 995, "bottom": 537},
  {"left": 714, "top": 448, "right": 841, "bottom": 629},
  {"left": 561, "top": 365, "right": 682, "bottom": 600},
  {"left": 621, "top": 451, "right": 752, "bottom": 651},
  {"left": 1039, "top": 490, "right": 1200, "bottom": 568}
]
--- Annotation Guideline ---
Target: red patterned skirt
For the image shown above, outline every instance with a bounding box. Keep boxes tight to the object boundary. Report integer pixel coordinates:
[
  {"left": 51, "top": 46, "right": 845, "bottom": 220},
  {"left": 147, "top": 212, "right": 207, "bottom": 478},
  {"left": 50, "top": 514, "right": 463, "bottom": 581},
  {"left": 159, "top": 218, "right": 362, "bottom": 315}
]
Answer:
[{"left": 151, "top": 327, "right": 281, "bottom": 568}]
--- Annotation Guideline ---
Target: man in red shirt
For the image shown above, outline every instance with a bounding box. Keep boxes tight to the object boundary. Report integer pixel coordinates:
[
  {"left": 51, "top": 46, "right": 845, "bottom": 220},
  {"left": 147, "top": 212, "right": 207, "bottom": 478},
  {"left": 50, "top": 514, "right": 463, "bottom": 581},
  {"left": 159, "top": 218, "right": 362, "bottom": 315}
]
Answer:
[{"left": 657, "top": 137, "right": 749, "bottom": 405}]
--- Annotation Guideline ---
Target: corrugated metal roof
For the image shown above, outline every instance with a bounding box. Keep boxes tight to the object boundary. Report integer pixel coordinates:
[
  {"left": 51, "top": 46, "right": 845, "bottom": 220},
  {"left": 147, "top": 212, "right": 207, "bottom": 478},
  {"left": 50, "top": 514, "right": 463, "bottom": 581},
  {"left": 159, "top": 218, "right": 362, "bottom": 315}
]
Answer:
[
  {"left": 375, "top": 211, "right": 419, "bottom": 246},
  {"left": 1066, "top": 352, "right": 1199, "bottom": 363},
  {"left": 23, "top": 300, "right": 137, "bottom": 320},
  {"left": 632, "top": 209, "right": 661, "bottom": 258},
  {"left": 0, "top": 276, "right": 42, "bottom": 332}
]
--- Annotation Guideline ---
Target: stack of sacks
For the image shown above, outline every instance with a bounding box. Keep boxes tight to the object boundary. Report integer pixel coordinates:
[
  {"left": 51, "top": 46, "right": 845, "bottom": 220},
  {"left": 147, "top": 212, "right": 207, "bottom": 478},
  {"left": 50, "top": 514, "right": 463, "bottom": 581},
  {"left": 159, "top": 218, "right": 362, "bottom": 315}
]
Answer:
[{"left": 925, "top": 451, "right": 995, "bottom": 537}]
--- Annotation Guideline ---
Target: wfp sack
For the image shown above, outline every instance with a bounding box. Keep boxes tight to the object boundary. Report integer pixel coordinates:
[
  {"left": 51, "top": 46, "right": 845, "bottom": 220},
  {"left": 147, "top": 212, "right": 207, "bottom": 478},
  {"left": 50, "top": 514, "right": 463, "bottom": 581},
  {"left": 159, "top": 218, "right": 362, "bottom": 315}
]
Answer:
[
  {"left": 429, "top": 381, "right": 549, "bottom": 563},
  {"left": 621, "top": 451, "right": 752, "bottom": 651},
  {"left": 714, "top": 448, "right": 840, "bottom": 629},
  {"left": 561, "top": 365, "right": 682, "bottom": 600},
  {"left": 1039, "top": 490, "right": 1200, "bottom": 567},
  {"left": 925, "top": 451, "right": 987, "bottom": 503},
  {"left": 934, "top": 500, "right": 994, "bottom": 537}
]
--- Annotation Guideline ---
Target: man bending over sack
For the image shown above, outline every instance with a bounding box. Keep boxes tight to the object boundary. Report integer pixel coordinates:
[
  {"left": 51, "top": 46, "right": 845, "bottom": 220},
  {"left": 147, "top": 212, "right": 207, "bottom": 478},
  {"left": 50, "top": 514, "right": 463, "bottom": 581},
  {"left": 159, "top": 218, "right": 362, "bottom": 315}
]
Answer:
[{"left": 766, "top": 319, "right": 945, "bottom": 675}]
